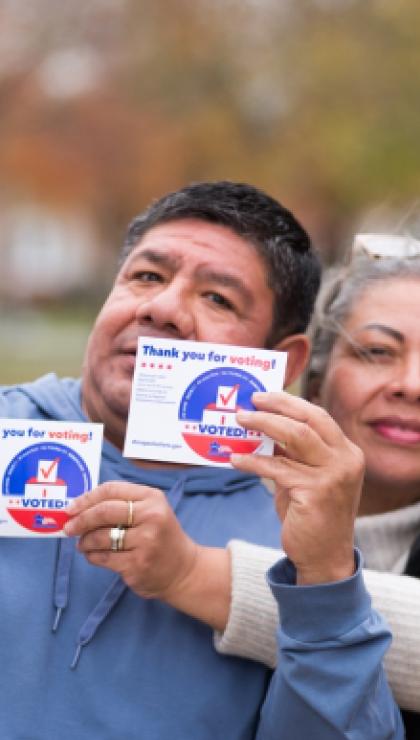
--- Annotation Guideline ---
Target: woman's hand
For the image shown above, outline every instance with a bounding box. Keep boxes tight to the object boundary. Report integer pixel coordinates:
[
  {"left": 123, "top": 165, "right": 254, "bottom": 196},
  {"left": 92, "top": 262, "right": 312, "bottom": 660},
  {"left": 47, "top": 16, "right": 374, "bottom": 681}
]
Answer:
[{"left": 232, "top": 391, "right": 365, "bottom": 585}]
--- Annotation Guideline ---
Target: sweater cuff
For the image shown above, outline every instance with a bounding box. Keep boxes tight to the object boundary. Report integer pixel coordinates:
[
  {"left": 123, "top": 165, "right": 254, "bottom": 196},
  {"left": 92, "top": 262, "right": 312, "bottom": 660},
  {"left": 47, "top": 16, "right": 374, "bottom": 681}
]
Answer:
[{"left": 268, "top": 549, "right": 371, "bottom": 642}]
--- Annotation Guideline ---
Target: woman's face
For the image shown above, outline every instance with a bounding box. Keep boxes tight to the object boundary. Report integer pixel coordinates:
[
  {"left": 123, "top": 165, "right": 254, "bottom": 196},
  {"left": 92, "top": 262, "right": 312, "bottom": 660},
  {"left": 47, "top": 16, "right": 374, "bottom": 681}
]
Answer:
[{"left": 316, "top": 278, "right": 420, "bottom": 513}]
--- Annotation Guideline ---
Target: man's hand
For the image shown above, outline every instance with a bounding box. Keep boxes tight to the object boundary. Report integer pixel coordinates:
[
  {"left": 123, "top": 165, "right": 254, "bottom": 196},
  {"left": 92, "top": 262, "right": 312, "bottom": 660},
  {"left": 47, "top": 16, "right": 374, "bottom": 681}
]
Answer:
[
  {"left": 64, "top": 482, "right": 231, "bottom": 628},
  {"left": 64, "top": 482, "right": 199, "bottom": 600},
  {"left": 231, "top": 391, "right": 365, "bottom": 585}
]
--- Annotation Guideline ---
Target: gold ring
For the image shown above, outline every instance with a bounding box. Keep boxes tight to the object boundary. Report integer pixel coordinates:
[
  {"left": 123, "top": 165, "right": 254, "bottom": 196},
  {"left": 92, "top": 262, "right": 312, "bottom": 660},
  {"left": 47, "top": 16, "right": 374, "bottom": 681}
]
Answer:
[
  {"left": 117, "top": 526, "right": 126, "bottom": 552},
  {"left": 109, "top": 527, "right": 121, "bottom": 552},
  {"left": 127, "top": 500, "right": 134, "bottom": 528}
]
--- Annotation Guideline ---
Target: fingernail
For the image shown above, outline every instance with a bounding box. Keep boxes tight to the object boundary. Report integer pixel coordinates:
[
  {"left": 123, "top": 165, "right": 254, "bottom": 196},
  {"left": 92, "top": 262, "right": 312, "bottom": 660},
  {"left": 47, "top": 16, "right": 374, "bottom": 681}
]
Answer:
[
  {"left": 230, "top": 453, "right": 243, "bottom": 465},
  {"left": 63, "top": 520, "right": 74, "bottom": 535},
  {"left": 252, "top": 392, "right": 265, "bottom": 401},
  {"left": 67, "top": 499, "right": 79, "bottom": 514},
  {"left": 236, "top": 410, "right": 252, "bottom": 422}
]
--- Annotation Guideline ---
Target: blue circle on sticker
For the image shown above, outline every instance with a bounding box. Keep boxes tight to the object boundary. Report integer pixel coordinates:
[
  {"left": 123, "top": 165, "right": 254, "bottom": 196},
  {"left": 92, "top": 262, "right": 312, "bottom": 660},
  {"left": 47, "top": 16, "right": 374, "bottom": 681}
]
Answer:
[
  {"left": 2, "top": 442, "right": 91, "bottom": 499},
  {"left": 179, "top": 367, "right": 266, "bottom": 422},
  {"left": 179, "top": 368, "right": 266, "bottom": 462}
]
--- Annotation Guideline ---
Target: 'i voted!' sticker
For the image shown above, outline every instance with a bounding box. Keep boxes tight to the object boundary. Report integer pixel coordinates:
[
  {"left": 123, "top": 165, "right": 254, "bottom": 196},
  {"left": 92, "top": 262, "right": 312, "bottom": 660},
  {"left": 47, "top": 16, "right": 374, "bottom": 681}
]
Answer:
[{"left": 0, "top": 419, "right": 103, "bottom": 537}]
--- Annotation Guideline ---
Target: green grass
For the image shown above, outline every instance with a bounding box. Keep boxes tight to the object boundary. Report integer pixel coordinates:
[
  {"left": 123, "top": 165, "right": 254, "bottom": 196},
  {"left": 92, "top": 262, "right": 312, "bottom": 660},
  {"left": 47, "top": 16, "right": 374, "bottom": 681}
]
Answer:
[{"left": 0, "top": 309, "right": 94, "bottom": 385}]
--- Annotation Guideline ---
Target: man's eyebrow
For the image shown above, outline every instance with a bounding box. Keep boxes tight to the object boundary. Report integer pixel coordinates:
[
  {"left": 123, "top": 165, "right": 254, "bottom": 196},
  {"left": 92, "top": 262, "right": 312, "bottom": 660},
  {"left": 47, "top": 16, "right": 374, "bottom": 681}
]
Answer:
[
  {"left": 129, "top": 248, "right": 181, "bottom": 271},
  {"left": 361, "top": 323, "right": 404, "bottom": 343},
  {"left": 195, "top": 267, "right": 254, "bottom": 303},
  {"left": 127, "top": 250, "right": 256, "bottom": 303}
]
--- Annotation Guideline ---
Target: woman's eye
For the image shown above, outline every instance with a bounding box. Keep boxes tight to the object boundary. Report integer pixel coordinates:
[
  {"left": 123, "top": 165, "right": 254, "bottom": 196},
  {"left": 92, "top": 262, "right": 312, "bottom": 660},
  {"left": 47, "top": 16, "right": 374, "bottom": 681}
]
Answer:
[
  {"left": 205, "top": 292, "right": 234, "bottom": 310},
  {"left": 359, "top": 345, "right": 394, "bottom": 362}
]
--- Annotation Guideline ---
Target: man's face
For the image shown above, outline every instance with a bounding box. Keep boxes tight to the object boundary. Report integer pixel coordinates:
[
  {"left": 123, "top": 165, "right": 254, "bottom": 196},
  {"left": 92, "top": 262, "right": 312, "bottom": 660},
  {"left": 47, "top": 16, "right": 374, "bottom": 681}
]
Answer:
[{"left": 82, "top": 219, "right": 276, "bottom": 439}]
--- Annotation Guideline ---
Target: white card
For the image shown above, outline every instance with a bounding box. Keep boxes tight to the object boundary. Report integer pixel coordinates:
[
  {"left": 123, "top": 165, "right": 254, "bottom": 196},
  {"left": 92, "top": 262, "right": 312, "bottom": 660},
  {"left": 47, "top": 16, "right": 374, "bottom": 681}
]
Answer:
[
  {"left": 0, "top": 419, "right": 103, "bottom": 537},
  {"left": 124, "top": 338, "right": 287, "bottom": 467}
]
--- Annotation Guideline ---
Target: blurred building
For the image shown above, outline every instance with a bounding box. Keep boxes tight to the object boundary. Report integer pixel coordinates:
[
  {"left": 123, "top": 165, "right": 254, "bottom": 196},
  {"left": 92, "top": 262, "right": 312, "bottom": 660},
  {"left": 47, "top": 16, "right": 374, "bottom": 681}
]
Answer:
[{"left": 0, "top": 203, "right": 105, "bottom": 302}]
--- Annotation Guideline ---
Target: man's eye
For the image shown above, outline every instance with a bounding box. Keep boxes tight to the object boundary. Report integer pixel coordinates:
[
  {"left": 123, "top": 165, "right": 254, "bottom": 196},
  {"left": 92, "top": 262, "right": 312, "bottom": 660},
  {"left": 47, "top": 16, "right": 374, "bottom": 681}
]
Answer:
[
  {"left": 133, "top": 271, "right": 162, "bottom": 283},
  {"left": 205, "top": 292, "right": 234, "bottom": 310}
]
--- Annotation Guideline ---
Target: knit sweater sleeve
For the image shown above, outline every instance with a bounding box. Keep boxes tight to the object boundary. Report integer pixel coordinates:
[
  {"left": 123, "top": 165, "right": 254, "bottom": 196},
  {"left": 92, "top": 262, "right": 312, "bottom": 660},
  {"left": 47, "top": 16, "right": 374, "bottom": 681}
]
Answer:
[
  {"left": 214, "top": 540, "right": 420, "bottom": 712},
  {"left": 214, "top": 540, "right": 280, "bottom": 669},
  {"left": 364, "top": 568, "right": 420, "bottom": 712}
]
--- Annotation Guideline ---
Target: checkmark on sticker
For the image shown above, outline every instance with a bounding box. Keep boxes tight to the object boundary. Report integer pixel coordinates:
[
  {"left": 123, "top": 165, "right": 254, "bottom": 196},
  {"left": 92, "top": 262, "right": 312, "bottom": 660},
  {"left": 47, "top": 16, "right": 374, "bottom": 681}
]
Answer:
[
  {"left": 217, "top": 384, "right": 240, "bottom": 410},
  {"left": 38, "top": 458, "right": 60, "bottom": 483}
]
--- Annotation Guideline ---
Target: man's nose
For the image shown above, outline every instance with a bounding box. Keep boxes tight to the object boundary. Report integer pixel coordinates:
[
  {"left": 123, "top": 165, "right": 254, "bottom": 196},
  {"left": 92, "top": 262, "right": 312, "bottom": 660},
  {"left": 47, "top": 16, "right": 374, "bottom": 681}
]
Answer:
[
  {"left": 135, "top": 281, "right": 194, "bottom": 338},
  {"left": 386, "top": 355, "right": 420, "bottom": 403}
]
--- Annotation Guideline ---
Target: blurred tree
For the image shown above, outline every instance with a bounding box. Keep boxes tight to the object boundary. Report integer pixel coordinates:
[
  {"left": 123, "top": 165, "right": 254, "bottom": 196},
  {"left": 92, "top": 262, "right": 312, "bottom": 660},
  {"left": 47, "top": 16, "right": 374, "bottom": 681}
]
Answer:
[
  {"left": 0, "top": 0, "right": 419, "bottom": 261},
  {"left": 101, "top": 0, "right": 420, "bottom": 253},
  {"left": 2, "top": 0, "right": 420, "bottom": 382}
]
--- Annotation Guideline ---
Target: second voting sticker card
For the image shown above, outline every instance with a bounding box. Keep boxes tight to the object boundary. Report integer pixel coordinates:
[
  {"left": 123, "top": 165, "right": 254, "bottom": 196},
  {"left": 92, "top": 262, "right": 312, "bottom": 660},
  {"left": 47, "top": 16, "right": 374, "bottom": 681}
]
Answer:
[
  {"left": 124, "top": 338, "right": 287, "bottom": 467},
  {"left": 0, "top": 419, "right": 103, "bottom": 537}
]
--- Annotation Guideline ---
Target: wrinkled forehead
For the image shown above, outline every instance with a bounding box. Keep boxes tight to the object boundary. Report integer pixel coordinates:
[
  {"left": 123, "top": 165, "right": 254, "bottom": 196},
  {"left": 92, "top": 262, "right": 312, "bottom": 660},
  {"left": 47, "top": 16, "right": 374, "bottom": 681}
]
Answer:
[
  {"left": 343, "top": 276, "right": 420, "bottom": 322},
  {"left": 118, "top": 217, "right": 270, "bottom": 279}
]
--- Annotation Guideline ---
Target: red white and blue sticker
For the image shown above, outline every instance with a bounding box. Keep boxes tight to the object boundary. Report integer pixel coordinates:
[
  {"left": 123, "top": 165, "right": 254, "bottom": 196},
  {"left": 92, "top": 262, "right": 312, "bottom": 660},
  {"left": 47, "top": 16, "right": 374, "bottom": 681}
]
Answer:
[
  {"left": 0, "top": 420, "right": 103, "bottom": 537},
  {"left": 124, "top": 338, "right": 287, "bottom": 467},
  {"left": 179, "top": 368, "right": 266, "bottom": 462}
]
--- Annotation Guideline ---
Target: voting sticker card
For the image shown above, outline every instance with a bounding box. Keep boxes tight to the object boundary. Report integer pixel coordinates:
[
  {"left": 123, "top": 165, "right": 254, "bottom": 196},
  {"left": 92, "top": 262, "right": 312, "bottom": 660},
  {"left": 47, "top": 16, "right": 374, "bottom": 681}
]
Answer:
[
  {"left": 124, "top": 338, "right": 287, "bottom": 467},
  {"left": 0, "top": 419, "right": 103, "bottom": 537}
]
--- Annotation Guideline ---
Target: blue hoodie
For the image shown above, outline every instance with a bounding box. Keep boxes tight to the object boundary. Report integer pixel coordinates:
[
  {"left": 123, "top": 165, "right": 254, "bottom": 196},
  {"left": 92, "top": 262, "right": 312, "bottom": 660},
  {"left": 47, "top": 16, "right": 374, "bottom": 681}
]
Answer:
[{"left": 0, "top": 375, "right": 403, "bottom": 739}]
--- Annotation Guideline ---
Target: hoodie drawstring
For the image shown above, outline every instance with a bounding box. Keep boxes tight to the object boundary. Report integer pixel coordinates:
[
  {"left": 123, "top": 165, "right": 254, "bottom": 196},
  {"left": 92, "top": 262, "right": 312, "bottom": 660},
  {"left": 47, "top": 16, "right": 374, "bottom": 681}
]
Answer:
[
  {"left": 52, "top": 474, "right": 188, "bottom": 669},
  {"left": 165, "top": 472, "right": 187, "bottom": 511},
  {"left": 70, "top": 575, "right": 127, "bottom": 669},
  {"left": 52, "top": 537, "right": 75, "bottom": 632}
]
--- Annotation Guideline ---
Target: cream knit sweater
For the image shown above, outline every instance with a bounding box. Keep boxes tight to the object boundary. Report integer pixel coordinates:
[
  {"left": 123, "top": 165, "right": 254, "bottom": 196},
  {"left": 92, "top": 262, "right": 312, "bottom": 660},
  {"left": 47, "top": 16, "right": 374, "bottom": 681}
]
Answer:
[{"left": 215, "top": 502, "right": 420, "bottom": 712}]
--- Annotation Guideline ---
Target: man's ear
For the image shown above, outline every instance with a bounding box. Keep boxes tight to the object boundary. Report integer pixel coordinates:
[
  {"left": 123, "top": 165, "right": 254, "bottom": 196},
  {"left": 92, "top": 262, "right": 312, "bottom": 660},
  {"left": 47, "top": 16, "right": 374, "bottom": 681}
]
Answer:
[{"left": 274, "top": 334, "right": 310, "bottom": 388}]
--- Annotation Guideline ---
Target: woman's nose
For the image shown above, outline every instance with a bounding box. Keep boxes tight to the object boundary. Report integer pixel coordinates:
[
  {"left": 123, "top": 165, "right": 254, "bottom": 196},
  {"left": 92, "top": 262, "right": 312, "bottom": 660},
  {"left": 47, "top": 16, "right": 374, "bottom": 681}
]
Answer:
[
  {"left": 386, "top": 356, "right": 420, "bottom": 403},
  {"left": 135, "top": 281, "right": 195, "bottom": 338}
]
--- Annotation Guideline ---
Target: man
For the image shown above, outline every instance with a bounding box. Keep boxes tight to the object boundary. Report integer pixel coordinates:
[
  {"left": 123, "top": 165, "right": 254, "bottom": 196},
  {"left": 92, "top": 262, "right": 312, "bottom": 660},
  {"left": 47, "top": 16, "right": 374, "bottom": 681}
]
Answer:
[{"left": 0, "top": 181, "right": 403, "bottom": 739}]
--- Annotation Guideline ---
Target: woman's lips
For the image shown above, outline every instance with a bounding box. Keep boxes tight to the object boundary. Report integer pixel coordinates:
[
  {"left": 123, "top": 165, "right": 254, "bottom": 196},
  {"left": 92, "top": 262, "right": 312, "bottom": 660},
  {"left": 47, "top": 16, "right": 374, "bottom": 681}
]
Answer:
[{"left": 371, "top": 418, "right": 420, "bottom": 445}]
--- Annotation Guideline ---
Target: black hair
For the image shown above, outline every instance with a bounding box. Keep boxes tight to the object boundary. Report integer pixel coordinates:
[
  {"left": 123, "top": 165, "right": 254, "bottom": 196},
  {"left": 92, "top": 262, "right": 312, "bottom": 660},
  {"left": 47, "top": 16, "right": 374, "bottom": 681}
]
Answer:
[{"left": 120, "top": 181, "right": 321, "bottom": 345}]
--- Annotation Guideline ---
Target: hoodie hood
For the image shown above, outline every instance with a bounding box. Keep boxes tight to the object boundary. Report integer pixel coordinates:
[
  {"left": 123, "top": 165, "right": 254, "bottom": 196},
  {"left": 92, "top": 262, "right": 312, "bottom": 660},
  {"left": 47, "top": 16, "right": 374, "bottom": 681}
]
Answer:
[{"left": 16, "top": 372, "right": 86, "bottom": 424}]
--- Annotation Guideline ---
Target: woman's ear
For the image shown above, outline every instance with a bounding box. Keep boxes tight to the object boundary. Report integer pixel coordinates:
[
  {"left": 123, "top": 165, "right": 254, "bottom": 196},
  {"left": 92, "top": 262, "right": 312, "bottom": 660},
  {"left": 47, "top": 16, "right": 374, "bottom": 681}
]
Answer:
[{"left": 274, "top": 334, "right": 310, "bottom": 388}]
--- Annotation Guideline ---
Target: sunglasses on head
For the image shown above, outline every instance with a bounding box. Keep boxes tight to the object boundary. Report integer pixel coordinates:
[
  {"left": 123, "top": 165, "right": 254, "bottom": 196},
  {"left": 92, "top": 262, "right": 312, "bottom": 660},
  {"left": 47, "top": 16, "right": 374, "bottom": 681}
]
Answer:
[{"left": 352, "top": 233, "right": 420, "bottom": 260}]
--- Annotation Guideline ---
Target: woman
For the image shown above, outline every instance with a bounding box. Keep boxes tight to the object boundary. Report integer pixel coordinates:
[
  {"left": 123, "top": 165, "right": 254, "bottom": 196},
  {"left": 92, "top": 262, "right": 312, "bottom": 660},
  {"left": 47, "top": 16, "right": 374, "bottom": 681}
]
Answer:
[{"left": 215, "top": 234, "right": 420, "bottom": 736}]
